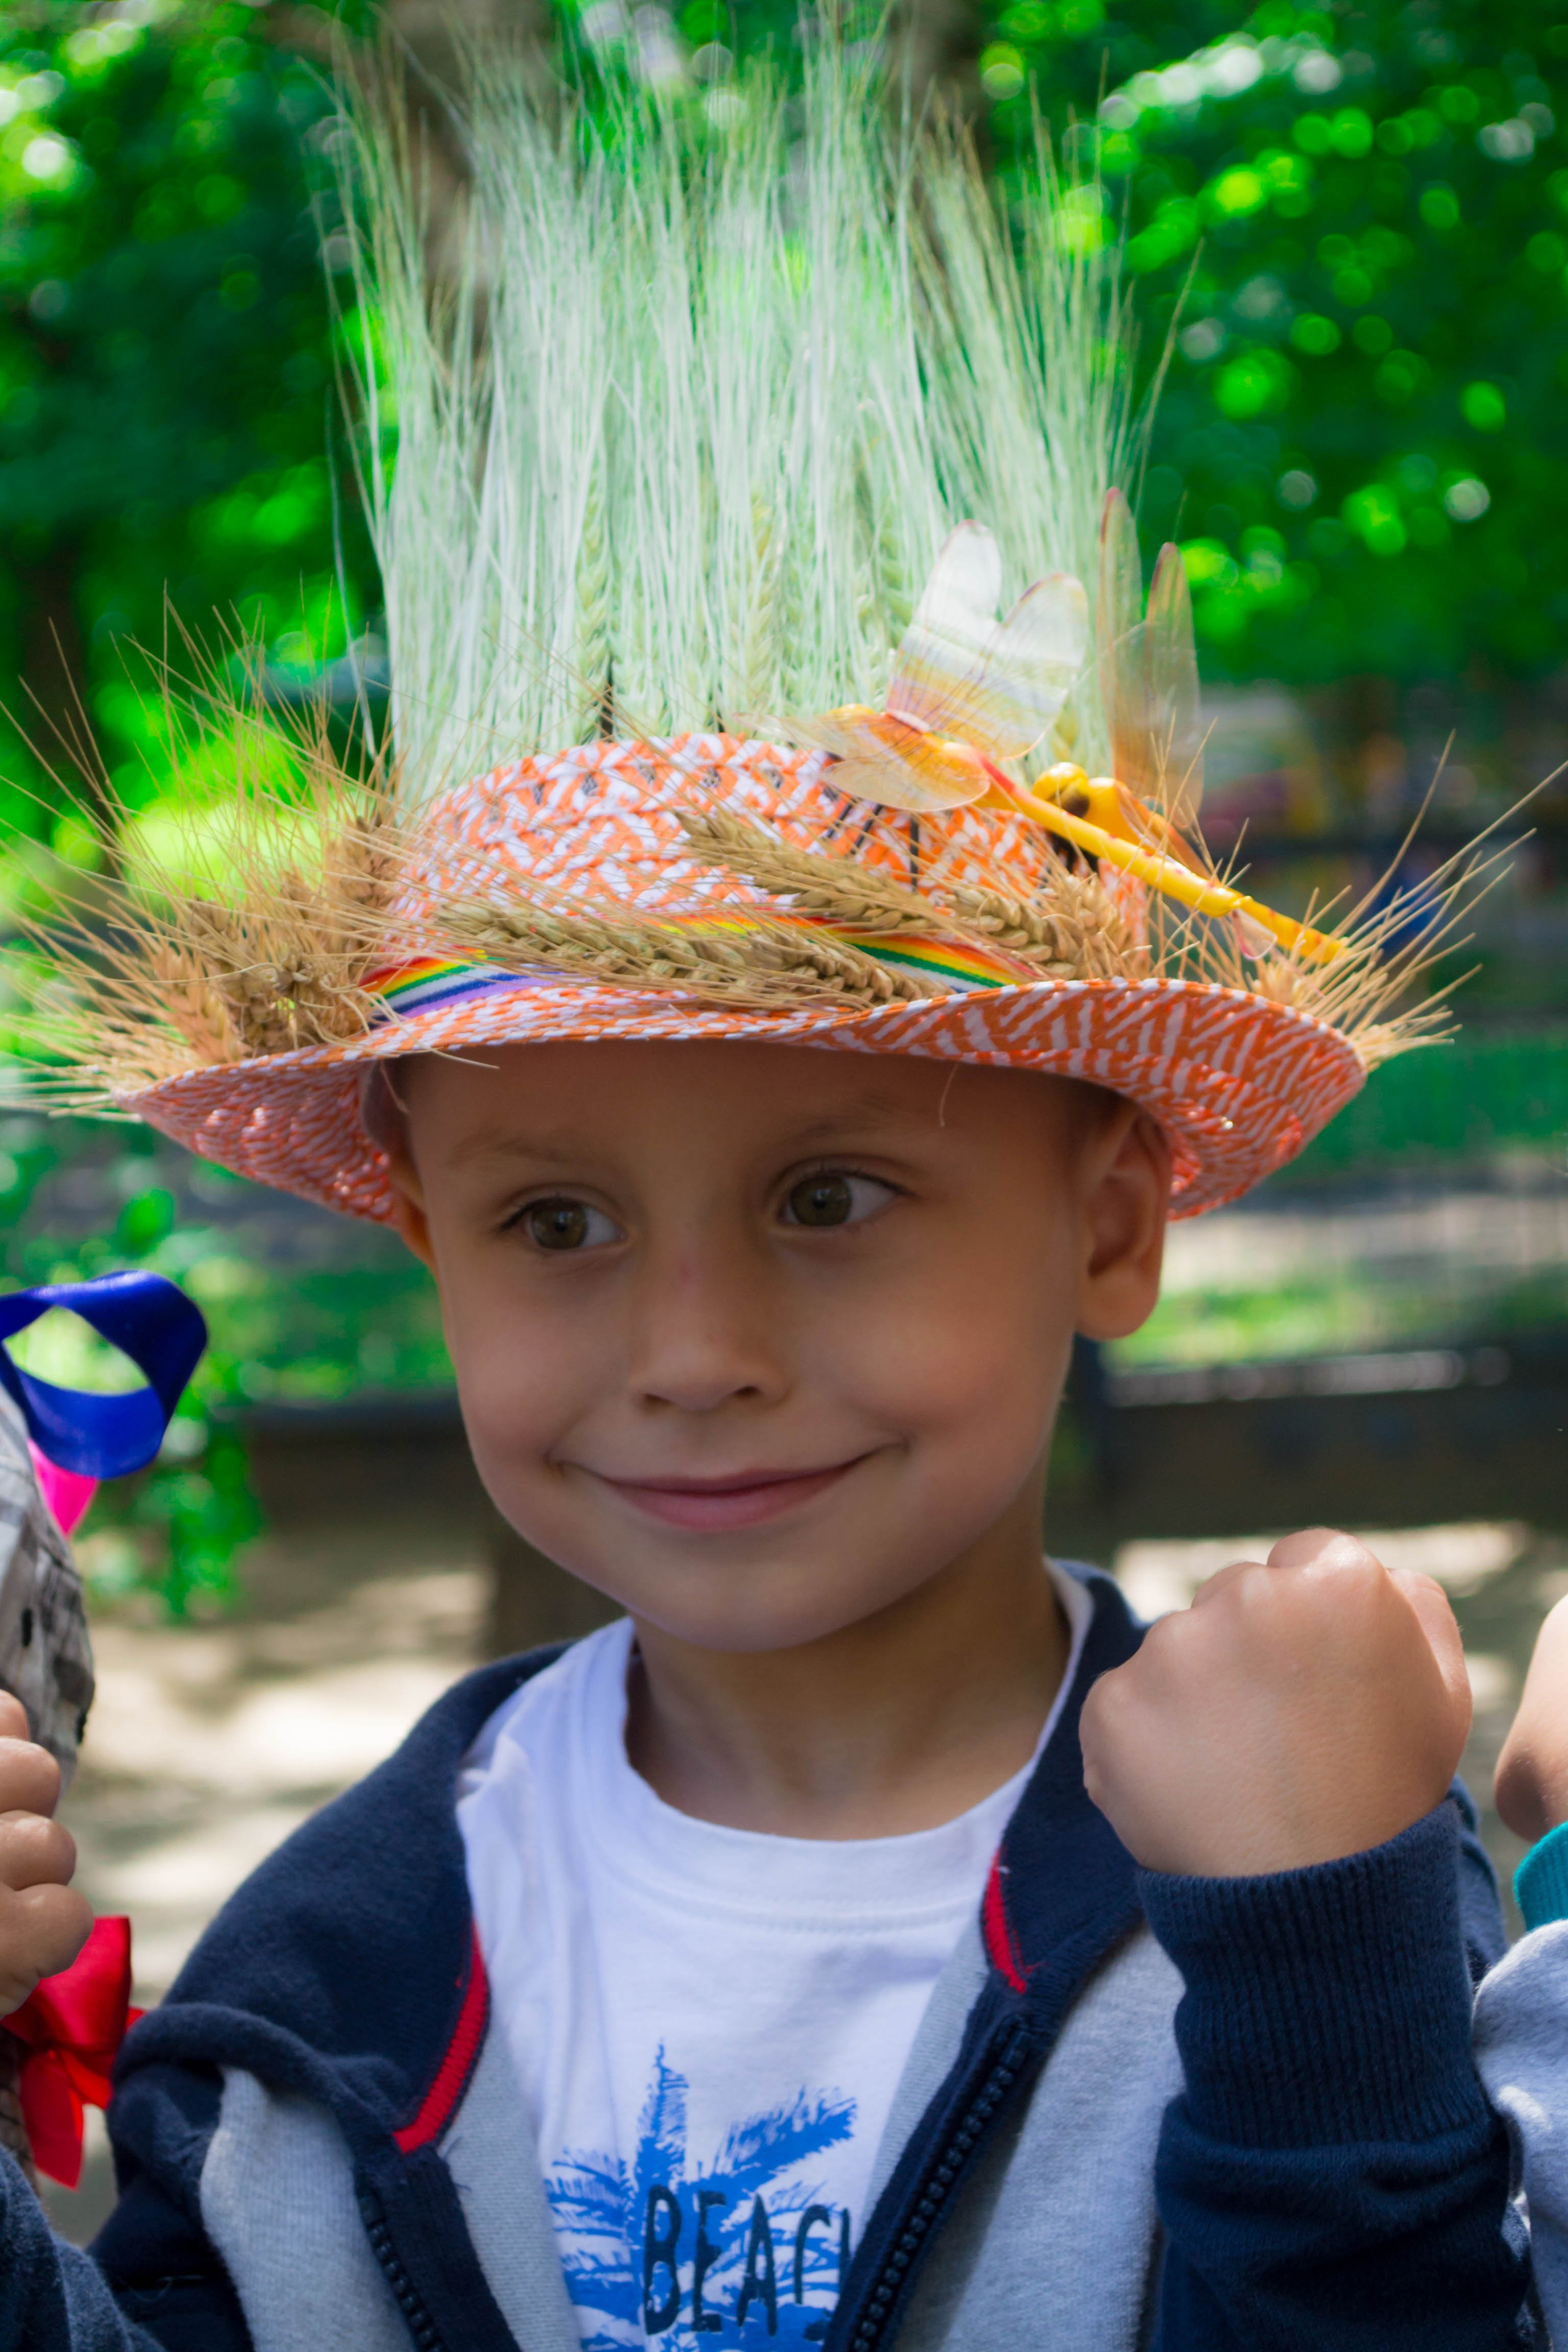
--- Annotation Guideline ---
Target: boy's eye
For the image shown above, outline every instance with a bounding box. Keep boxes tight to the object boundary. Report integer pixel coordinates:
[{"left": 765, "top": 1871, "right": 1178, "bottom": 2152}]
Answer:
[
  {"left": 519, "top": 1197, "right": 621, "bottom": 1252},
  {"left": 780, "top": 1171, "right": 894, "bottom": 1229}
]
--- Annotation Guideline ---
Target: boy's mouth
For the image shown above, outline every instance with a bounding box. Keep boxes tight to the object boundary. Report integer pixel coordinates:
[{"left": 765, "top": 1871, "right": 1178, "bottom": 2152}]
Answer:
[{"left": 595, "top": 1460, "right": 866, "bottom": 1532}]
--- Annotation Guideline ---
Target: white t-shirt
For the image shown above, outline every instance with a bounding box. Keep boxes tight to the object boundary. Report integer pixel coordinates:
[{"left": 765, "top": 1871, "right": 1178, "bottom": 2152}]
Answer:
[{"left": 457, "top": 1565, "right": 1090, "bottom": 2352}]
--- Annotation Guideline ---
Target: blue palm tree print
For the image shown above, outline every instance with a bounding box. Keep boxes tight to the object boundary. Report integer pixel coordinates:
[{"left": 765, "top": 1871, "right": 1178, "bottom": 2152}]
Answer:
[{"left": 546, "top": 2049, "right": 857, "bottom": 2348}]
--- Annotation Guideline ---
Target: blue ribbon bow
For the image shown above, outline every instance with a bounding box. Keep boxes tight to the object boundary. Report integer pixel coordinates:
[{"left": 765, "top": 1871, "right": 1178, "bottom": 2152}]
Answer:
[{"left": 0, "top": 1272, "right": 208, "bottom": 1481}]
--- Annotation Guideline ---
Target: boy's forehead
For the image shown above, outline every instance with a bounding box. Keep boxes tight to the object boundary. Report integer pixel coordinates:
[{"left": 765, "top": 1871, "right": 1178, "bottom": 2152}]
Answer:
[{"left": 408, "top": 1041, "right": 986, "bottom": 1160}]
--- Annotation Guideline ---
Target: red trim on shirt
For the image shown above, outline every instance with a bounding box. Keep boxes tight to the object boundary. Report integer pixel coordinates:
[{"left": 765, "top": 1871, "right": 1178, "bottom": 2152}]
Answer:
[
  {"left": 982, "top": 1853, "right": 1027, "bottom": 1994},
  {"left": 395, "top": 1928, "right": 489, "bottom": 2153}
]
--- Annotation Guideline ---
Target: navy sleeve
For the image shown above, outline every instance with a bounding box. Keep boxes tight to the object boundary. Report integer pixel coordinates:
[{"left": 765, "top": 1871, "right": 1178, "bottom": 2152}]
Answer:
[
  {"left": 0, "top": 2059, "right": 249, "bottom": 2352},
  {"left": 1141, "top": 1801, "right": 1531, "bottom": 2350},
  {"left": 0, "top": 2147, "right": 220, "bottom": 2352},
  {"left": 1449, "top": 1775, "right": 1510, "bottom": 1980},
  {"left": 92, "top": 2060, "right": 251, "bottom": 2350}
]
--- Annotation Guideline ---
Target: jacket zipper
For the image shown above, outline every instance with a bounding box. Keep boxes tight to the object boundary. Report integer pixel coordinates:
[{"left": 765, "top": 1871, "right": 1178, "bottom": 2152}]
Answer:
[
  {"left": 359, "top": 2015, "right": 1034, "bottom": 2352},
  {"left": 839, "top": 2021, "right": 1036, "bottom": 2352},
  {"left": 358, "top": 2182, "right": 452, "bottom": 2352}
]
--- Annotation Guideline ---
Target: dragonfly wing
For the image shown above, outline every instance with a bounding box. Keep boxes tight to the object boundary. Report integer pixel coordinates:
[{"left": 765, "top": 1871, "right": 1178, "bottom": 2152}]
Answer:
[
  {"left": 1097, "top": 488, "right": 1143, "bottom": 663},
  {"left": 797, "top": 709, "right": 988, "bottom": 813},
  {"left": 937, "top": 572, "right": 1088, "bottom": 757},
  {"left": 1105, "top": 622, "right": 1157, "bottom": 799},
  {"left": 1144, "top": 542, "right": 1204, "bottom": 826},
  {"left": 890, "top": 526, "right": 1088, "bottom": 760},
  {"left": 769, "top": 712, "right": 867, "bottom": 762},
  {"left": 824, "top": 745, "right": 989, "bottom": 814},
  {"left": 885, "top": 523, "right": 1004, "bottom": 736},
  {"left": 1098, "top": 492, "right": 1160, "bottom": 796},
  {"left": 920, "top": 520, "right": 1004, "bottom": 625}
]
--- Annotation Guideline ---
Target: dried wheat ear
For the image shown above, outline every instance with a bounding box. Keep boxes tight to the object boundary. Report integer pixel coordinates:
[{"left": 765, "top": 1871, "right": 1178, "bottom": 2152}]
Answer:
[
  {"left": 675, "top": 806, "right": 1147, "bottom": 984},
  {"left": 22, "top": 790, "right": 413, "bottom": 1102}
]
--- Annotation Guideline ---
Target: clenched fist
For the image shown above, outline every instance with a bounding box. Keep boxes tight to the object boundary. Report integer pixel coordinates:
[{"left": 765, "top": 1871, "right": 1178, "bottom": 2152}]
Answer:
[
  {"left": 1494, "top": 1595, "right": 1568, "bottom": 1846},
  {"left": 0, "top": 1692, "right": 90, "bottom": 2018},
  {"left": 1082, "top": 1528, "right": 1473, "bottom": 1877}
]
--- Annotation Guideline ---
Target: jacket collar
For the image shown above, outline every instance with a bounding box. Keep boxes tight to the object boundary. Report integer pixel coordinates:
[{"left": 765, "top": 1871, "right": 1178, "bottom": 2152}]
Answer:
[
  {"left": 982, "top": 1564, "right": 1145, "bottom": 2022},
  {"left": 120, "top": 1573, "right": 1146, "bottom": 2130},
  {"left": 118, "top": 1647, "right": 566, "bottom": 2141}
]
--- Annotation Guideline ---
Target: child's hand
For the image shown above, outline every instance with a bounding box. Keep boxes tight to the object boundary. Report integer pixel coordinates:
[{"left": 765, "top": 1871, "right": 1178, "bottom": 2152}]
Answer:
[
  {"left": 1494, "top": 1596, "right": 1568, "bottom": 1846},
  {"left": 0, "top": 1692, "right": 90, "bottom": 2017},
  {"left": 1081, "top": 1528, "right": 1472, "bottom": 1877}
]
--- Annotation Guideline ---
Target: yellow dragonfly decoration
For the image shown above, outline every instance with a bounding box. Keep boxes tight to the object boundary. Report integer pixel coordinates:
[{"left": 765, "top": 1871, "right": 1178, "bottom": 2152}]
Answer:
[
  {"left": 1003, "top": 491, "right": 1344, "bottom": 965},
  {"left": 779, "top": 502, "right": 1344, "bottom": 967},
  {"left": 766, "top": 521, "right": 1089, "bottom": 812}
]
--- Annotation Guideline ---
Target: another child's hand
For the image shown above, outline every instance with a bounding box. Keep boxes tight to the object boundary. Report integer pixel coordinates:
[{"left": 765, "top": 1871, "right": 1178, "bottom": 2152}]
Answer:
[
  {"left": 1081, "top": 1528, "right": 1472, "bottom": 1877},
  {"left": 1494, "top": 1596, "right": 1568, "bottom": 1846},
  {"left": 0, "top": 1692, "right": 89, "bottom": 2018}
]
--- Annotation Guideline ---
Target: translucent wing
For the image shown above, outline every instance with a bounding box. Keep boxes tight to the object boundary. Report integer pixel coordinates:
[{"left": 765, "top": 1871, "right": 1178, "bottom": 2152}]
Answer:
[
  {"left": 776, "top": 709, "right": 991, "bottom": 814},
  {"left": 941, "top": 573, "right": 1087, "bottom": 757},
  {"left": 1097, "top": 489, "right": 1143, "bottom": 680},
  {"left": 1100, "top": 489, "right": 1160, "bottom": 801},
  {"left": 885, "top": 523, "right": 1006, "bottom": 736},
  {"left": 1101, "top": 521, "right": 1205, "bottom": 829},
  {"left": 888, "top": 526, "right": 1087, "bottom": 758},
  {"left": 1143, "top": 542, "right": 1204, "bottom": 827}
]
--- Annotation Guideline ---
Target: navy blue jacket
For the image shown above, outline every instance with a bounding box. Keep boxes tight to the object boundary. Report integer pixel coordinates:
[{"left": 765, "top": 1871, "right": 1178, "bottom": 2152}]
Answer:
[{"left": 0, "top": 1570, "right": 1532, "bottom": 2348}]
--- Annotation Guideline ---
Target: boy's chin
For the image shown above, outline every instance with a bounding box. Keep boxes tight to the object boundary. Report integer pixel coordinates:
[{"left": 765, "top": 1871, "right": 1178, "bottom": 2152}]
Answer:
[{"left": 568, "top": 1549, "right": 958, "bottom": 1658}]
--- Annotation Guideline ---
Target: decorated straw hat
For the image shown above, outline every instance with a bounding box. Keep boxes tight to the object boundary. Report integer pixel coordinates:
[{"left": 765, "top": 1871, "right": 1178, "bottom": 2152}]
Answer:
[{"left": 34, "top": 40, "right": 1455, "bottom": 1221}]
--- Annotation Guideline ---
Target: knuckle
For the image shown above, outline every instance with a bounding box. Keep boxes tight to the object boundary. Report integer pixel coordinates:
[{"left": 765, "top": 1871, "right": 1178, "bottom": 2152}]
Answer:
[
  {"left": 0, "top": 1812, "right": 75, "bottom": 1884},
  {"left": 18, "top": 1881, "right": 89, "bottom": 1948},
  {"left": 1268, "top": 1525, "right": 1376, "bottom": 1575},
  {"left": 0, "top": 1737, "right": 60, "bottom": 1807}
]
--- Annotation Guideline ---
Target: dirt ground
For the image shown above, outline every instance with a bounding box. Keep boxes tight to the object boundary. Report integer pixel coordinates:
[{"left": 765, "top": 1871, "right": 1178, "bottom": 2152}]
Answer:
[{"left": 38, "top": 1505, "right": 1568, "bottom": 2245}]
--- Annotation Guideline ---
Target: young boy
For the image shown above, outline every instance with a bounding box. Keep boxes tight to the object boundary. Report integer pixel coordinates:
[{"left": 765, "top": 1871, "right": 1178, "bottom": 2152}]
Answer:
[{"left": 0, "top": 38, "right": 1531, "bottom": 2350}]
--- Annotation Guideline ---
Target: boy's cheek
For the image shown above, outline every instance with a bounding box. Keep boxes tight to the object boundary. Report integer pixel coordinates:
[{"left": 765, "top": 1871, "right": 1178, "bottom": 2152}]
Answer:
[{"left": 444, "top": 1310, "right": 595, "bottom": 1493}]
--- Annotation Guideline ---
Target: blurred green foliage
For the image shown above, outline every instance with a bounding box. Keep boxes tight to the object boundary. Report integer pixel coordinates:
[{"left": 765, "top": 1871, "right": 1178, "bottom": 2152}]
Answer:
[
  {"left": 1290, "top": 1023, "right": 1568, "bottom": 1171},
  {"left": 0, "top": 0, "right": 374, "bottom": 851},
  {"left": 970, "top": 0, "right": 1568, "bottom": 681},
  {"left": 674, "top": 0, "right": 1568, "bottom": 680}
]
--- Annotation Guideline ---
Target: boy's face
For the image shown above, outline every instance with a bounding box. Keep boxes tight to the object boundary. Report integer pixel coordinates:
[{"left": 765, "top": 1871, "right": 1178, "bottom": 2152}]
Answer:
[{"left": 380, "top": 1041, "right": 1167, "bottom": 1654}]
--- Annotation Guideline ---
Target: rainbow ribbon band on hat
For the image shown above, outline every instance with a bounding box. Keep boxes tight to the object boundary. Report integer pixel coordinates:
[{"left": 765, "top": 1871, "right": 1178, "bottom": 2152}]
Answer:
[
  {"left": 369, "top": 925, "right": 1026, "bottom": 1025},
  {"left": 366, "top": 957, "right": 557, "bottom": 1023},
  {"left": 0, "top": 1272, "right": 207, "bottom": 1481},
  {"left": 836, "top": 933, "right": 1021, "bottom": 991}
]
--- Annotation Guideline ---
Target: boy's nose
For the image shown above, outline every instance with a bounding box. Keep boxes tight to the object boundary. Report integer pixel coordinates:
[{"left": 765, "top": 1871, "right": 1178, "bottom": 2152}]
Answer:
[{"left": 627, "top": 1247, "right": 786, "bottom": 1414}]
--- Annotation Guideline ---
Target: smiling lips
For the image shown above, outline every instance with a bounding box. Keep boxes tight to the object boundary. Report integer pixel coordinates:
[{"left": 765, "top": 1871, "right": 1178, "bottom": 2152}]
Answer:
[{"left": 597, "top": 1460, "right": 864, "bottom": 1532}]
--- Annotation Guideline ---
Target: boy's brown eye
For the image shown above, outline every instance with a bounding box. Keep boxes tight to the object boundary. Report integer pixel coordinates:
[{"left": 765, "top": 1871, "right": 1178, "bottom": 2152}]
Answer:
[
  {"left": 522, "top": 1198, "right": 616, "bottom": 1251},
  {"left": 527, "top": 1201, "right": 589, "bottom": 1250},
  {"left": 783, "top": 1173, "right": 855, "bottom": 1227}
]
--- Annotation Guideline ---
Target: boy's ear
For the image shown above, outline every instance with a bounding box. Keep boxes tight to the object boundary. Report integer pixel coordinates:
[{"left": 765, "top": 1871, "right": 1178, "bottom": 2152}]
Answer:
[
  {"left": 360, "top": 1065, "right": 437, "bottom": 1272},
  {"left": 1073, "top": 1101, "right": 1170, "bottom": 1343}
]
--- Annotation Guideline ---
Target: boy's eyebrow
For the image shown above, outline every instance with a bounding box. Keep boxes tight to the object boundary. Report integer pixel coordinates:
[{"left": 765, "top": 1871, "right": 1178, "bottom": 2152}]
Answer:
[
  {"left": 447, "top": 1132, "right": 595, "bottom": 1167},
  {"left": 444, "top": 1094, "right": 925, "bottom": 1166},
  {"left": 785, "top": 1099, "right": 924, "bottom": 1146}
]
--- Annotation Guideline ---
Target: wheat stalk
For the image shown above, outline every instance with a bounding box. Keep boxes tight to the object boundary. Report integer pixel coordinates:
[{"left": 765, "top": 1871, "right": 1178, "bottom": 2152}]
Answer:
[
  {"left": 676, "top": 808, "right": 941, "bottom": 936},
  {"left": 677, "top": 804, "right": 1144, "bottom": 984},
  {"left": 434, "top": 893, "right": 948, "bottom": 1010},
  {"left": 12, "top": 628, "right": 418, "bottom": 1106},
  {"left": 334, "top": 37, "right": 1141, "bottom": 810}
]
